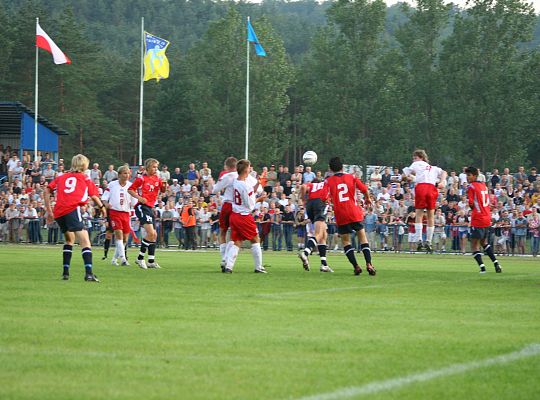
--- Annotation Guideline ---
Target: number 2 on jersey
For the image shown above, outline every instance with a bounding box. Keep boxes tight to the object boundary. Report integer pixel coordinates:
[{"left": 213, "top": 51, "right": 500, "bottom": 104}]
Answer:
[{"left": 337, "top": 183, "right": 349, "bottom": 202}]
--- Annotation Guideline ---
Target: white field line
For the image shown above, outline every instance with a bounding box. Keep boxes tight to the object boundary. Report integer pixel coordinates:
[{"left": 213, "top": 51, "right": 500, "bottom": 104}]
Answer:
[{"left": 292, "top": 343, "right": 540, "bottom": 400}]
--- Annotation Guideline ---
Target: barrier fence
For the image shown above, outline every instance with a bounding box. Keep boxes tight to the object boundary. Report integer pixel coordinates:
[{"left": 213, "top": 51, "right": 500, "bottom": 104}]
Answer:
[{"left": 1, "top": 216, "right": 539, "bottom": 256}]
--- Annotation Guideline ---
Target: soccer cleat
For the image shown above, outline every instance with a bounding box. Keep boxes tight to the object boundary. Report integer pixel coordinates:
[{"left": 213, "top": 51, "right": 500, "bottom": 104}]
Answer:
[
  {"left": 62, "top": 274, "right": 69, "bottom": 281},
  {"left": 424, "top": 242, "right": 433, "bottom": 254},
  {"left": 135, "top": 259, "right": 147, "bottom": 270},
  {"left": 354, "top": 265, "right": 362, "bottom": 276},
  {"left": 147, "top": 261, "right": 161, "bottom": 269},
  {"left": 320, "top": 265, "right": 334, "bottom": 273},
  {"left": 495, "top": 263, "right": 502, "bottom": 273},
  {"left": 111, "top": 258, "right": 119, "bottom": 266},
  {"left": 366, "top": 263, "right": 377, "bottom": 276},
  {"left": 479, "top": 266, "right": 487, "bottom": 274},
  {"left": 254, "top": 267, "right": 267, "bottom": 274},
  {"left": 101, "top": 255, "right": 107, "bottom": 260},
  {"left": 298, "top": 251, "right": 310, "bottom": 271},
  {"left": 416, "top": 241, "right": 424, "bottom": 252},
  {"left": 84, "top": 274, "right": 100, "bottom": 282},
  {"left": 223, "top": 268, "right": 233, "bottom": 274},
  {"left": 121, "top": 259, "right": 130, "bottom": 266}
]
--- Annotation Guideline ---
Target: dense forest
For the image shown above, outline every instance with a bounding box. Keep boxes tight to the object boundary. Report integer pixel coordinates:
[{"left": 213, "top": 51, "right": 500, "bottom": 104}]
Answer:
[{"left": 0, "top": 0, "right": 538, "bottom": 171}]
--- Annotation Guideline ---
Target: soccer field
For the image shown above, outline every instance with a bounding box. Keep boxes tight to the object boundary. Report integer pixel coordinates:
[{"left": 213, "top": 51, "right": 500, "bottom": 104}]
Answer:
[{"left": 0, "top": 246, "right": 539, "bottom": 400}]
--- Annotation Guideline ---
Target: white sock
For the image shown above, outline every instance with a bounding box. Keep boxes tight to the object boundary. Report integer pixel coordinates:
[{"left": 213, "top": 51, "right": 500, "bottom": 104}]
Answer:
[
  {"left": 426, "top": 226, "right": 435, "bottom": 243},
  {"left": 219, "top": 243, "right": 227, "bottom": 262},
  {"left": 415, "top": 223, "right": 423, "bottom": 242},
  {"left": 226, "top": 244, "right": 240, "bottom": 270},
  {"left": 251, "top": 243, "right": 263, "bottom": 270},
  {"left": 115, "top": 240, "right": 125, "bottom": 260}
]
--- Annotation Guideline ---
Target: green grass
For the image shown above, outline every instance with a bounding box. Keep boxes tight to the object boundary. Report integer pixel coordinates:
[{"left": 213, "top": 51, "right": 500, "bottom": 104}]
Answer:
[{"left": 0, "top": 245, "right": 539, "bottom": 400}]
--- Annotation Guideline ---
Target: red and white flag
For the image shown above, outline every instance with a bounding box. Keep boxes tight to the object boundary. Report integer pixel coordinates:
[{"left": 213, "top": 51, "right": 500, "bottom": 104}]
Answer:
[{"left": 36, "top": 23, "right": 71, "bottom": 65}]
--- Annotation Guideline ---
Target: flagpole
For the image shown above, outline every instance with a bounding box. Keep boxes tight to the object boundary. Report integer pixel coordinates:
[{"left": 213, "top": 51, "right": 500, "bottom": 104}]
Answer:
[
  {"left": 34, "top": 17, "right": 39, "bottom": 162},
  {"left": 245, "top": 17, "right": 250, "bottom": 160},
  {"left": 138, "top": 17, "right": 144, "bottom": 166}
]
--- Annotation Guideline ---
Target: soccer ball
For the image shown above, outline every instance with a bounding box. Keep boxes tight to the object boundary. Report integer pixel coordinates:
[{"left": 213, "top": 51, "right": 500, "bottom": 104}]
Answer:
[{"left": 302, "top": 151, "right": 318, "bottom": 165}]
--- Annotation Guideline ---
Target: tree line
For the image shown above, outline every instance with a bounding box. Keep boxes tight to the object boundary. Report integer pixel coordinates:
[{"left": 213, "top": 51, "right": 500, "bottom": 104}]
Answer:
[{"left": 0, "top": 0, "right": 538, "bottom": 172}]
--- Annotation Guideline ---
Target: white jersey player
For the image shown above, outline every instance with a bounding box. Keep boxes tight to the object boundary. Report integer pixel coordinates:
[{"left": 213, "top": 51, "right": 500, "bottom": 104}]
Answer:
[
  {"left": 224, "top": 159, "right": 267, "bottom": 274},
  {"left": 402, "top": 150, "right": 447, "bottom": 253},
  {"left": 101, "top": 165, "right": 134, "bottom": 265}
]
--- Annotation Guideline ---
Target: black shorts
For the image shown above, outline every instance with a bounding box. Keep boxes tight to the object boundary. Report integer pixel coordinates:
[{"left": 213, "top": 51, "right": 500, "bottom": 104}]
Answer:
[
  {"left": 470, "top": 227, "right": 489, "bottom": 240},
  {"left": 337, "top": 221, "right": 364, "bottom": 235},
  {"left": 306, "top": 199, "right": 327, "bottom": 223},
  {"left": 135, "top": 204, "right": 155, "bottom": 226},
  {"left": 56, "top": 208, "right": 84, "bottom": 233}
]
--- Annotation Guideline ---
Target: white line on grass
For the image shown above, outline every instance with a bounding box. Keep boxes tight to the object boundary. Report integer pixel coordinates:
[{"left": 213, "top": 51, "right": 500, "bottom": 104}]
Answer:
[
  {"left": 293, "top": 343, "right": 540, "bottom": 400},
  {"left": 257, "top": 286, "right": 384, "bottom": 298}
]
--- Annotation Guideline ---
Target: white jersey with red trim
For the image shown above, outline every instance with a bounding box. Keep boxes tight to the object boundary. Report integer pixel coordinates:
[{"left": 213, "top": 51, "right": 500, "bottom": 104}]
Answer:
[
  {"left": 102, "top": 180, "right": 133, "bottom": 212},
  {"left": 403, "top": 161, "right": 443, "bottom": 185},
  {"left": 232, "top": 179, "right": 257, "bottom": 215},
  {"left": 213, "top": 171, "right": 238, "bottom": 203}
]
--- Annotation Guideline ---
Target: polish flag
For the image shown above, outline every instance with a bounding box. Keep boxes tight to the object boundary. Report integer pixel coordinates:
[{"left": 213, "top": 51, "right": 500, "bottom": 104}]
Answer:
[{"left": 36, "top": 23, "right": 71, "bottom": 65}]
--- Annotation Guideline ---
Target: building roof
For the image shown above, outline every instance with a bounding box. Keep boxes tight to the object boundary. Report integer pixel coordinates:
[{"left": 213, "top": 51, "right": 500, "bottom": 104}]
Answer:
[{"left": 0, "top": 101, "right": 68, "bottom": 136}]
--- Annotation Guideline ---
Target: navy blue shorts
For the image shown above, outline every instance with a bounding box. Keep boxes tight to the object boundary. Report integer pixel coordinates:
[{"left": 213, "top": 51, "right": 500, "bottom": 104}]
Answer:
[
  {"left": 306, "top": 199, "right": 326, "bottom": 223},
  {"left": 135, "top": 204, "right": 155, "bottom": 226},
  {"left": 470, "top": 227, "right": 488, "bottom": 240},
  {"left": 337, "top": 221, "right": 364, "bottom": 235},
  {"left": 56, "top": 208, "right": 84, "bottom": 233}
]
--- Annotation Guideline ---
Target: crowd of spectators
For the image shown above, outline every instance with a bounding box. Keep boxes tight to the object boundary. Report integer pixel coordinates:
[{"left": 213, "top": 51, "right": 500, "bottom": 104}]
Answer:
[{"left": 1, "top": 144, "right": 539, "bottom": 257}]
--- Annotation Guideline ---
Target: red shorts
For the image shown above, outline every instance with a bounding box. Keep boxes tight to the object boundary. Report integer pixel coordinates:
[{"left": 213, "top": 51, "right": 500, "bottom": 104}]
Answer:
[
  {"left": 109, "top": 209, "right": 132, "bottom": 234},
  {"left": 414, "top": 183, "right": 438, "bottom": 210},
  {"left": 219, "top": 202, "right": 233, "bottom": 231},
  {"left": 230, "top": 212, "right": 258, "bottom": 242}
]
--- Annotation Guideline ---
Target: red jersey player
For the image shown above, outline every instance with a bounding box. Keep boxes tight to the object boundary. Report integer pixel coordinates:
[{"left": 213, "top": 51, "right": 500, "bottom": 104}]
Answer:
[
  {"left": 44, "top": 154, "right": 106, "bottom": 282},
  {"left": 298, "top": 180, "right": 333, "bottom": 272},
  {"left": 466, "top": 166, "right": 502, "bottom": 274},
  {"left": 403, "top": 149, "right": 447, "bottom": 253},
  {"left": 325, "top": 157, "right": 376, "bottom": 276},
  {"left": 128, "top": 158, "right": 166, "bottom": 269}
]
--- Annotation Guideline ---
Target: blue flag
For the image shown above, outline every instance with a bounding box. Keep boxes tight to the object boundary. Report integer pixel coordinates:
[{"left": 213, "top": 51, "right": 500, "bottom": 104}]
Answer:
[{"left": 247, "top": 19, "right": 266, "bottom": 57}]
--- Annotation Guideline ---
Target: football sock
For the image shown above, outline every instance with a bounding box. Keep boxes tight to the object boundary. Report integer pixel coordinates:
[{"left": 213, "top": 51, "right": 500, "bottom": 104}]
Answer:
[
  {"left": 251, "top": 243, "right": 263, "bottom": 269},
  {"left": 147, "top": 241, "right": 156, "bottom": 263},
  {"left": 344, "top": 244, "right": 358, "bottom": 267},
  {"left": 473, "top": 251, "right": 484, "bottom": 267},
  {"left": 361, "top": 243, "right": 372, "bottom": 264},
  {"left": 318, "top": 244, "right": 328, "bottom": 266},
  {"left": 426, "top": 226, "right": 435, "bottom": 243},
  {"left": 415, "top": 223, "right": 423, "bottom": 242},
  {"left": 305, "top": 237, "right": 317, "bottom": 256},
  {"left": 115, "top": 240, "right": 125, "bottom": 261},
  {"left": 138, "top": 239, "right": 150, "bottom": 260},
  {"left": 483, "top": 244, "right": 498, "bottom": 263},
  {"left": 63, "top": 244, "right": 73, "bottom": 269},
  {"left": 82, "top": 247, "right": 93, "bottom": 274},
  {"left": 103, "top": 238, "right": 111, "bottom": 257},
  {"left": 219, "top": 243, "right": 227, "bottom": 262},
  {"left": 226, "top": 244, "right": 240, "bottom": 269},
  {"left": 124, "top": 245, "right": 128, "bottom": 260}
]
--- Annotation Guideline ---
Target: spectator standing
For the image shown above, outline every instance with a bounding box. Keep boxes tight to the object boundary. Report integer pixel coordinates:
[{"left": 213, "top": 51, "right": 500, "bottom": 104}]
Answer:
[
  {"left": 381, "top": 167, "right": 392, "bottom": 188},
  {"left": 369, "top": 167, "right": 382, "bottom": 189},
  {"left": 281, "top": 205, "right": 295, "bottom": 251},
  {"left": 103, "top": 165, "right": 118, "bottom": 183},
  {"left": 199, "top": 162, "right": 212, "bottom": 183},
  {"left": 303, "top": 166, "right": 316, "bottom": 183},
  {"left": 266, "top": 165, "right": 278, "bottom": 194},
  {"left": 42, "top": 163, "right": 56, "bottom": 183},
  {"left": 186, "top": 163, "right": 200, "bottom": 185},
  {"left": 89, "top": 163, "right": 102, "bottom": 184},
  {"left": 181, "top": 199, "right": 197, "bottom": 250},
  {"left": 512, "top": 212, "right": 527, "bottom": 255},
  {"left": 159, "top": 165, "right": 171, "bottom": 183},
  {"left": 171, "top": 167, "right": 184, "bottom": 184},
  {"left": 528, "top": 208, "right": 539, "bottom": 257}
]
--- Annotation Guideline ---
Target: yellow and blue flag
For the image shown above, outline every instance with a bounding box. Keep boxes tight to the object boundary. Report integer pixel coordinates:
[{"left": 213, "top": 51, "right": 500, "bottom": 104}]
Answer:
[
  {"left": 144, "top": 32, "right": 170, "bottom": 81},
  {"left": 247, "top": 20, "right": 266, "bottom": 57}
]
